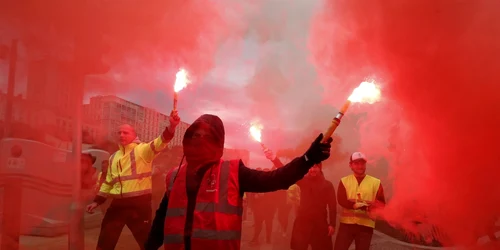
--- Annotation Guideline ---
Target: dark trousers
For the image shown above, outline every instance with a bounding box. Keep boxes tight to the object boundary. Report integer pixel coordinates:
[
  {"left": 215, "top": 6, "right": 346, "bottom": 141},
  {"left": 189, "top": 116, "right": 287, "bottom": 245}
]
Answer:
[
  {"left": 252, "top": 210, "right": 275, "bottom": 242},
  {"left": 334, "top": 223, "right": 373, "bottom": 250},
  {"left": 277, "top": 203, "right": 291, "bottom": 232},
  {"left": 97, "top": 196, "right": 152, "bottom": 250},
  {"left": 291, "top": 218, "right": 332, "bottom": 250}
]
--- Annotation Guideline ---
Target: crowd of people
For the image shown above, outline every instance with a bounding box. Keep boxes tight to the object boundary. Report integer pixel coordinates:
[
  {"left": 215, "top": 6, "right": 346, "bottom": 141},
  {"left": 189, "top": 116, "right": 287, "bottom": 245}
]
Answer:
[
  {"left": 80, "top": 110, "right": 388, "bottom": 250},
  {"left": 75, "top": 105, "right": 500, "bottom": 250}
]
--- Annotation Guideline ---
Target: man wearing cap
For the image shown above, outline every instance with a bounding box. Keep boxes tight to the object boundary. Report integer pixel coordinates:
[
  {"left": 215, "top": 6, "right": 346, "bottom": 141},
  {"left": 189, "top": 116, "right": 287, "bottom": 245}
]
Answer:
[{"left": 334, "top": 152, "right": 386, "bottom": 250}]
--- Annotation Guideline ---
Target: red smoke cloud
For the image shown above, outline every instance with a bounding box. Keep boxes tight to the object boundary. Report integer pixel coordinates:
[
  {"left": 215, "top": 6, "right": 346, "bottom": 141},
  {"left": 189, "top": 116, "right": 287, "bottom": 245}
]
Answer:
[
  {"left": 0, "top": 0, "right": 248, "bottom": 91},
  {"left": 311, "top": 0, "right": 500, "bottom": 247},
  {"left": 0, "top": 0, "right": 253, "bottom": 240}
]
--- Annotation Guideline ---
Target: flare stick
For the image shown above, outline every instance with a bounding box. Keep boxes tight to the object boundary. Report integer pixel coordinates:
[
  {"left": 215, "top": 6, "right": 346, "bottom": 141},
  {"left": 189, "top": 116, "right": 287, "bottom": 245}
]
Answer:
[
  {"left": 173, "top": 92, "right": 178, "bottom": 111},
  {"left": 321, "top": 100, "right": 352, "bottom": 143}
]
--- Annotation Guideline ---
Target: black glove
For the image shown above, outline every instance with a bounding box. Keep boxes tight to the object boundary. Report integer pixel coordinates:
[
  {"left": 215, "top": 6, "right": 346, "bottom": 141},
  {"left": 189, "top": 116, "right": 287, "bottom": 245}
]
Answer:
[{"left": 304, "top": 133, "right": 333, "bottom": 164}]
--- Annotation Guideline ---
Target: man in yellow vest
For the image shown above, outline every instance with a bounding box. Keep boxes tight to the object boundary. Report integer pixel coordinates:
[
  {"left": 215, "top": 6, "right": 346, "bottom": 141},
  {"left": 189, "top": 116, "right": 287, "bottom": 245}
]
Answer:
[
  {"left": 86, "top": 110, "right": 180, "bottom": 250},
  {"left": 334, "top": 152, "right": 385, "bottom": 250}
]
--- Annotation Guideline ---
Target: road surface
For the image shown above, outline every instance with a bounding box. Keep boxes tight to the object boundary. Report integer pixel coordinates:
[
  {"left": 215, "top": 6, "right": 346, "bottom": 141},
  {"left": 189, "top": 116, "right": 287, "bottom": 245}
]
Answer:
[{"left": 6, "top": 213, "right": 500, "bottom": 250}]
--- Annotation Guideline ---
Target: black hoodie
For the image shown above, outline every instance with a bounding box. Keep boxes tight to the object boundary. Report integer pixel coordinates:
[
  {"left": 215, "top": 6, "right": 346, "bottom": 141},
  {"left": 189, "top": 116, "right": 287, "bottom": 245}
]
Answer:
[{"left": 145, "top": 114, "right": 317, "bottom": 250}]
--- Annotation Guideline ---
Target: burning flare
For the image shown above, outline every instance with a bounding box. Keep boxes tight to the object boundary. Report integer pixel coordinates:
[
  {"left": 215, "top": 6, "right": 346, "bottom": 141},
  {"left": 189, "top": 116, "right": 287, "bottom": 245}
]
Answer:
[
  {"left": 174, "top": 68, "right": 190, "bottom": 93},
  {"left": 348, "top": 80, "right": 381, "bottom": 104},
  {"left": 173, "top": 68, "right": 190, "bottom": 111},
  {"left": 249, "top": 124, "right": 262, "bottom": 143},
  {"left": 250, "top": 123, "right": 269, "bottom": 150},
  {"left": 322, "top": 80, "right": 382, "bottom": 143}
]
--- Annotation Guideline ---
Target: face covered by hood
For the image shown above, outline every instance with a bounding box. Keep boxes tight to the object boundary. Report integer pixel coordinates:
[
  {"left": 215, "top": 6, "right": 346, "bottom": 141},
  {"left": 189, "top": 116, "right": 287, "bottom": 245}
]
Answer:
[{"left": 183, "top": 114, "right": 225, "bottom": 166}]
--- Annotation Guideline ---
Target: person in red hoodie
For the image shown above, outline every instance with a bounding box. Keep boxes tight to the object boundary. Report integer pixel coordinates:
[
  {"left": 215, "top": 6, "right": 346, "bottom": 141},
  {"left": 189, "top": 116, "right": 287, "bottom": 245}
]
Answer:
[{"left": 144, "top": 114, "right": 333, "bottom": 250}]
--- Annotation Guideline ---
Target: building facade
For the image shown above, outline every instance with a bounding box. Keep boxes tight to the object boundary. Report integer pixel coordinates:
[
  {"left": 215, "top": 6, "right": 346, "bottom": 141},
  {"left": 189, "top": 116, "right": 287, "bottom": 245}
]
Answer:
[
  {"left": 84, "top": 95, "right": 189, "bottom": 147},
  {"left": 27, "top": 59, "right": 77, "bottom": 117}
]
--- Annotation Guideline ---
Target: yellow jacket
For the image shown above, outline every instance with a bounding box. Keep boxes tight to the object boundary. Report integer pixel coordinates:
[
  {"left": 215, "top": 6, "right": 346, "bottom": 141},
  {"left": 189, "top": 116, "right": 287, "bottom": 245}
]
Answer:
[
  {"left": 98, "top": 133, "right": 172, "bottom": 199},
  {"left": 287, "top": 184, "right": 300, "bottom": 205}
]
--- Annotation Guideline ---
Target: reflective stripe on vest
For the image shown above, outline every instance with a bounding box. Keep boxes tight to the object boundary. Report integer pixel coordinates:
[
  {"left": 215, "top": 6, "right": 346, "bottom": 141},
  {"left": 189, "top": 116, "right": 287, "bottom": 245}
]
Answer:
[
  {"left": 164, "top": 160, "right": 243, "bottom": 247},
  {"left": 164, "top": 229, "right": 241, "bottom": 243},
  {"left": 101, "top": 146, "right": 154, "bottom": 198},
  {"left": 106, "top": 149, "right": 152, "bottom": 185},
  {"left": 165, "top": 161, "right": 242, "bottom": 218},
  {"left": 341, "top": 210, "right": 371, "bottom": 219}
]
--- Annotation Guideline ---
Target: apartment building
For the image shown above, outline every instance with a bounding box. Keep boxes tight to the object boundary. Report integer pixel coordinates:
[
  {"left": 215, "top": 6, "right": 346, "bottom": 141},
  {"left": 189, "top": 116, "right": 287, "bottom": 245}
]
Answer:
[
  {"left": 84, "top": 95, "right": 189, "bottom": 147},
  {"left": 27, "top": 59, "right": 77, "bottom": 117}
]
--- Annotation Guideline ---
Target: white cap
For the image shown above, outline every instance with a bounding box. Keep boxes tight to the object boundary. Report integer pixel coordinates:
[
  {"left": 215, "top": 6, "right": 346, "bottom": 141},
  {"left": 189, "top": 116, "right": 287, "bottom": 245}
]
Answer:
[{"left": 350, "top": 152, "right": 367, "bottom": 162}]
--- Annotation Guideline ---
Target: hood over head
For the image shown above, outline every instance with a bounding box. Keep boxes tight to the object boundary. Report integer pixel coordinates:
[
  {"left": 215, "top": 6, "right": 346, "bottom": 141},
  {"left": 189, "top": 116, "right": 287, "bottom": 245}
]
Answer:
[{"left": 183, "top": 114, "right": 225, "bottom": 166}]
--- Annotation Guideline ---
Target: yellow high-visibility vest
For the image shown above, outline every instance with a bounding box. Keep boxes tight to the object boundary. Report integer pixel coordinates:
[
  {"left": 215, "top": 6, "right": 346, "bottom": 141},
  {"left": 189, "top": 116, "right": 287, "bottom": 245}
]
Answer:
[
  {"left": 339, "top": 174, "right": 381, "bottom": 228},
  {"left": 287, "top": 184, "right": 300, "bottom": 205},
  {"left": 97, "top": 134, "right": 170, "bottom": 199}
]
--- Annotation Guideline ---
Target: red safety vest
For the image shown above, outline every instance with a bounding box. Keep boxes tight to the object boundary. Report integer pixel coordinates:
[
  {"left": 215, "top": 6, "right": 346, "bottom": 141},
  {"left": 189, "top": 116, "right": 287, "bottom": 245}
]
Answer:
[{"left": 163, "top": 159, "right": 243, "bottom": 250}]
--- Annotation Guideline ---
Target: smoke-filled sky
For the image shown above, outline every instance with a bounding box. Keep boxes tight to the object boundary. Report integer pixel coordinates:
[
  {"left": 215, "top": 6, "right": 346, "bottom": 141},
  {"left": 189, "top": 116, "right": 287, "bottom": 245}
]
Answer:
[
  {"left": 82, "top": 0, "right": 361, "bottom": 167},
  {"left": 2, "top": 0, "right": 500, "bottom": 246},
  {"left": 0, "top": 0, "right": 362, "bottom": 168}
]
